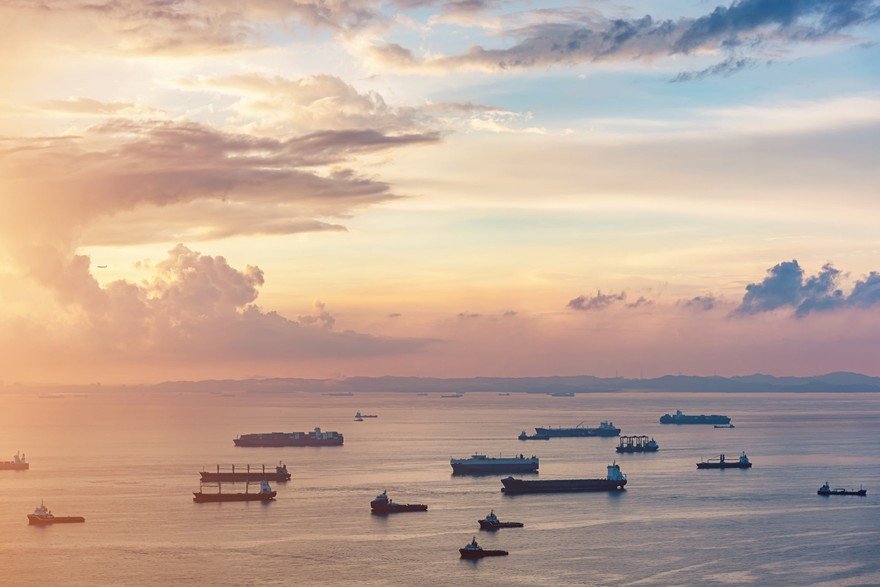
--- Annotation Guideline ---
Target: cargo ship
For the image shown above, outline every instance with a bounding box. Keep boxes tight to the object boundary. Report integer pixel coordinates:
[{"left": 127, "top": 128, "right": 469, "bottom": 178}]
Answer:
[
  {"left": 234, "top": 427, "right": 343, "bottom": 447},
  {"left": 616, "top": 435, "right": 659, "bottom": 453},
  {"left": 478, "top": 510, "right": 523, "bottom": 530},
  {"left": 660, "top": 410, "right": 731, "bottom": 425},
  {"left": 501, "top": 462, "right": 627, "bottom": 494},
  {"left": 817, "top": 482, "right": 867, "bottom": 496},
  {"left": 27, "top": 501, "right": 85, "bottom": 525},
  {"left": 1, "top": 451, "right": 28, "bottom": 471},
  {"left": 534, "top": 421, "right": 620, "bottom": 438},
  {"left": 451, "top": 453, "right": 539, "bottom": 475},
  {"left": 193, "top": 480, "right": 276, "bottom": 502},
  {"left": 460, "top": 537, "right": 508, "bottom": 559},
  {"left": 518, "top": 431, "right": 549, "bottom": 441},
  {"left": 370, "top": 490, "right": 427, "bottom": 514},
  {"left": 200, "top": 462, "right": 291, "bottom": 482},
  {"left": 697, "top": 452, "right": 751, "bottom": 469}
]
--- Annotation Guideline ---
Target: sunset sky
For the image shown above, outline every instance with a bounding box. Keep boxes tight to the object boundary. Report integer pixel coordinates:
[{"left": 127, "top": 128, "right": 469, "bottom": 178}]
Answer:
[{"left": 1, "top": 0, "right": 879, "bottom": 383}]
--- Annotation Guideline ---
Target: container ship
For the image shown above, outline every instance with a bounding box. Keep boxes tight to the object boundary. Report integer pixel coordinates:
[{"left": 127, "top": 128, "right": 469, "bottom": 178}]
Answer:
[
  {"left": 200, "top": 463, "right": 291, "bottom": 482},
  {"left": 697, "top": 452, "right": 751, "bottom": 469},
  {"left": 193, "top": 480, "right": 276, "bottom": 502},
  {"left": 660, "top": 410, "right": 730, "bottom": 425},
  {"left": 27, "top": 501, "right": 85, "bottom": 525},
  {"left": 1, "top": 452, "right": 28, "bottom": 471},
  {"left": 451, "top": 453, "right": 539, "bottom": 475},
  {"left": 615, "top": 435, "right": 659, "bottom": 453},
  {"left": 370, "top": 490, "right": 427, "bottom": 514},
  {"left": 501, "top": 463, "right": 627, "bottom": 494},
  {"left": 534, "top": 421, "right": 620, "bottom": 438},
  {"left": 233, "top": 427, "right": 343, "bottom": 447}
]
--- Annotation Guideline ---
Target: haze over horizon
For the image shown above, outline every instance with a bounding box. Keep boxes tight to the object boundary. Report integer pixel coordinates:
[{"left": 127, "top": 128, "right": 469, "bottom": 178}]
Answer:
[{"left": 1, "top": 0, "right": 879, "bottom": 384}]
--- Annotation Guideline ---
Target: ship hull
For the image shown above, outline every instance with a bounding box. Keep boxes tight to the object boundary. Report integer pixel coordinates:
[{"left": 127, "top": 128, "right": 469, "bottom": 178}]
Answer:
[
  {"left": 818, "top": 489, "right": 866, "bottom": 496},
  {"left": 501, "top": 477, "right": 626, "bottom": 494},
  {"left": 460, "top": 549, "right": 508, "bottom": 558},
  {"left": 370, "top": 504, "right": 428, "bottom": 515},
  {"left": 479, "top": 520, "right": 523, "bottom": 530},
  {"left": 696, "top": 462, "right": 751, "bottom": 469},
  {"left": 660, "top": 415, "right": 730, "bottom": 424},
  {"left": 234, "top": 437, "right": 342, "bottom": 447},
  {"left": 0, "top": 463, "right": 29, "bottom": 470},
  {"left": 451, "top": 463, "right": 538, "bottom": 475},
  {"left": 28, "top": 515, "right": 85, "bottom": 525},
  {"left": 200, "top": 472, "right": 291, "bottom": 482},
  {"left": 534, "top": 428, "right": 620, "bottom": 438},
  {"left": 193, "top": 491, "right": 276, "bottom": 503},
  {"left": 615, "top": 446, "right": 658, "bottom": 453}
]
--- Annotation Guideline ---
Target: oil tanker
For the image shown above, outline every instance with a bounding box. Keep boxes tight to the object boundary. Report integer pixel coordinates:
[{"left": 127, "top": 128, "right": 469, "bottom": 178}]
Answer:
[
  {"left": 501, "top": 463, "right": 627, "bottom": 494},
  {"left": 534, "top": 421, "right": 620, "bottom": 438},
  {"left": 233, "top": 427, "right": 343, "bottom": 447}
]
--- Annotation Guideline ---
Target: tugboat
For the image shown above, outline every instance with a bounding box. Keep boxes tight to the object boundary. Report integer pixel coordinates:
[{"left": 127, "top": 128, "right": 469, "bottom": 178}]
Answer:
[
  {"left": 661, "top": 410, "right": 730, "bottom": 425},
  {"left": 534, "top": 421, "right": 620, "bottom": 438},
  {"left": 0, "top": 451, "right": 29, "bottom": 471},
  {"left": 459, "top": 536, "right": 508, "bottom": 559},
  {"left": 478, "top": 510, "right": 523, "bottom": 530},
  {"left": 355, "top": 414, "right": 364, "bottom": 421},
  {"left": 193, "top": 480, "right": 276, "bottom": 502},
  {"left": 615, "top": 435, "right": 659, "bottom": 453},
  {"left": 817, "top": 482, "right": 867, "bottom": 496},
  {"left": 370, "top": 490, "right": 428, "bottom": 514},
  {"left": 199, "top": 462, "right": 291, "bottom": 482},
  {"left": 234, "top": 427, "right": 343, "bottom": 447},
  {"left": 518, "top": 431, "right": 549, "bottom": 441},
  {"left": 697, "top": 452, "right": 752, "bottom": 469},
  {"left": 501, "top": 462, "right": 627, "bottom": 494},
  {"left": 27, "top": 501, "right": 85, "bottom": 525},
  {"left": 451, "top": 453, "right": 539, "bottom": 475}
]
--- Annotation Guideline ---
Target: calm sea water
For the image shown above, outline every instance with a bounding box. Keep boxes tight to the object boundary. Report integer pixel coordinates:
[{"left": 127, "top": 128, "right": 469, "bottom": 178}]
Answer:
[{"left": 1, "top": 390, "right": 878, "bottom": 586}]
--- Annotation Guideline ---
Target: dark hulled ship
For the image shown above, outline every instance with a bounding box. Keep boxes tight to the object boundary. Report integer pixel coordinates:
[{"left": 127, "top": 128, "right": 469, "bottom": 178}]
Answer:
[
  {"left": 234, "top": 427, "right": 343, "bottom": 447},
  {"left": 200, "top": 463, "right": 291, "bottom": 482},
  {"left": 660, "top": 410, "right": 731, "bottom": 425},
  {"left": 501, "top": 463, "right": 627, "bottom": 494},
  {"left": 697, "top": 452, "right": 751, "bottom": 469},
  {"left": 616, "top": 435, "right": 659, "bottom": 453},
  {"left": 370, "top": 490, "right": 427, "bottom": 514},
  {"left": 817, "top": 482, "right": 866, "bottom": 496},
  {"left": 451, "top": 454, "right": 538, "bottom": 475},
  {"left": 193, "top": 480, "right": 276, "bottom": 502},
  {"left": 459, "top": 537, "right": 508, "bottom": 559},
  {"left": 534, "top": 421, "right": 620, "bottom": 438}
]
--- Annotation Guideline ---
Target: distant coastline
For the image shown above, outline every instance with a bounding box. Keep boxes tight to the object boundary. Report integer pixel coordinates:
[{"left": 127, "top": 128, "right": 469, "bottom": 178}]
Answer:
[{"left": 7, "top": 371, "right": 877, "bottom": 394}]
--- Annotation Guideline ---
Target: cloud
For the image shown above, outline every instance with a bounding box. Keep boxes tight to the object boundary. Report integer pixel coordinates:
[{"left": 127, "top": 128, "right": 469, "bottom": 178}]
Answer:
[
  {"left": 568, "top": 290, "right": 627, "bottom": 311},
  {"left": 184, "top": 74, "right": 428, "bottom": 135},
  {"left": 626, "top": 296, "right": 653, "bottom": 309},
  {"left": 0, "top": 118, "right": 438, "bottom": 247},
  {"left": 681, "top": 295, "right": 719, "bottom": 311},
  {"left": 35, "top": 97, "right": 164, "bottom": 116},
  {"left": 670, "top": 56, "right": 758, "bottom": 82},
  {"left": 734, "top": 260, "right": 880, "bottom": 317},
  {"left": 17, "top": 244, "right": 424, "bottom": 361},
  {"left": 369, "top": 0, "right": 880, "bottom": 72},
  {"left": 0, "top": 0, "right": 383, "bottom": 56}
]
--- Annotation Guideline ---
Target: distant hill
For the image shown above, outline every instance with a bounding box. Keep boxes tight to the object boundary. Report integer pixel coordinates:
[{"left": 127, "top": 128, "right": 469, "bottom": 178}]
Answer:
[{"left": 143, "top": 371, "right": 880, "bottom": 394}]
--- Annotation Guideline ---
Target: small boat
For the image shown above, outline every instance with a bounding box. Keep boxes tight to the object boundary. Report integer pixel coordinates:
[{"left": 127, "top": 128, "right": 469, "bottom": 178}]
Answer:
[
  {"left": 549, "top": 391, "right": 575, "bottom": 397},
  {"left": 498, "top": 393, "right": 510, "bottom": 396},
  {"left": 817, "top": 482, "right": 867, "bottom": 496},
  {"left": 714, "top": 424, "right": 735, "bottom": 429},
  {"left": 0, "top": 451, "right": 29, "bottom": 471},
  {"left": 27, "top": 501, "right": 85, "bottom": 525},
  {"left": 697, "top": 452, "right": 752, "bottom": 469},
  {"left": 193, "top": 480, "right": 276, "bottom": 502},
  {"left": 459, "top": 536, "right": 508, "bottom": 559},
  {"left": 355, "top": 415, "right": 364, "bottom": 421},
  {"left": 518, "top": 431, "right": 549, "bottom": 441},
  {"left": 441, "top": 393, "right": 464, "bottom": 398},
  {"left": 478, "top": 510, "right": 523, "bottom": 530},
  {"left": 370, "top": 490, "right": 427, "bottom": 514},
  {"left": 355, "top": 411, "right": 377, "bottom": 419}
]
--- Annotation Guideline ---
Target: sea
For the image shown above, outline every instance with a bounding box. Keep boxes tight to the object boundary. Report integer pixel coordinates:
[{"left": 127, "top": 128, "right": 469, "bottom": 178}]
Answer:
[{"left": 1, "top": 389, "right": 878, "bottom": 586}]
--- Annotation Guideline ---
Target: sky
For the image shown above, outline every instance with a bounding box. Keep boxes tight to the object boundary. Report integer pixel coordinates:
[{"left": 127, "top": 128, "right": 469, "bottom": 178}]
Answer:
[{"left": 0, "top": 0, "right": 879, "bottom": 384}]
